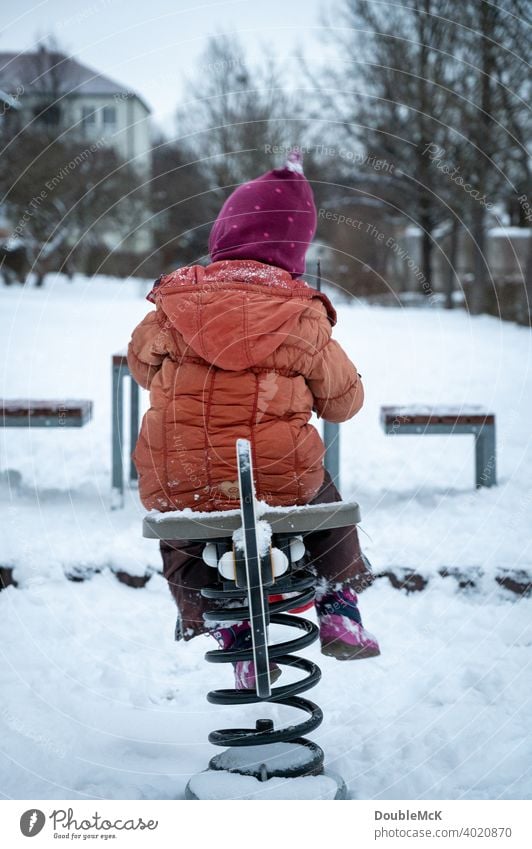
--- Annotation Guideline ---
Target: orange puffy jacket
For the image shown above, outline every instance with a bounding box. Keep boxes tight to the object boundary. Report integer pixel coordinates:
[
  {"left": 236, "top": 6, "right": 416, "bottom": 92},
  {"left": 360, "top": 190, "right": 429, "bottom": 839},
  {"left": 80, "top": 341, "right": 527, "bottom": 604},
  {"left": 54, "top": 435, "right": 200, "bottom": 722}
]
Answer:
[{"left": 127, "top": 259, "right": 364, "bottom": 512}]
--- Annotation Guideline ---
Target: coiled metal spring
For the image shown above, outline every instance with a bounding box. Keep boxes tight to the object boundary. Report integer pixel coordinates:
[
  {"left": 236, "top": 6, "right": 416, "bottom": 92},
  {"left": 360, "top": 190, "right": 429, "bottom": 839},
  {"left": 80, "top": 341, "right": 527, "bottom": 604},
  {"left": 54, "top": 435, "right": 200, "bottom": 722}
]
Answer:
[{"left": 201, "top": 552, "right": 324, "bottom": 772}]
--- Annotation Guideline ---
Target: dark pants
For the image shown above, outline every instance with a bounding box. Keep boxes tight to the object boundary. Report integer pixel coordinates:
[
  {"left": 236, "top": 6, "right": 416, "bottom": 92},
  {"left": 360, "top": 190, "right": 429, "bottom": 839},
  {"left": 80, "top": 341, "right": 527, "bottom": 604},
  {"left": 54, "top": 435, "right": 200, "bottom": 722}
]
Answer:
[{"left": 160, "top": 470, "right": 374, "bottom": 641}]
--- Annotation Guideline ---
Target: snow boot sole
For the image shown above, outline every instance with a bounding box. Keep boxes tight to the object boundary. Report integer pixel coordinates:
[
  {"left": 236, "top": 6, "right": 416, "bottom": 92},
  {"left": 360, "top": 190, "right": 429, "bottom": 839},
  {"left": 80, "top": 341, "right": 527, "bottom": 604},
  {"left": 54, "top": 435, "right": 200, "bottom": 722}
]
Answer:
[{"left": 321, "top": 640, "right": 381, "bottom": 661}]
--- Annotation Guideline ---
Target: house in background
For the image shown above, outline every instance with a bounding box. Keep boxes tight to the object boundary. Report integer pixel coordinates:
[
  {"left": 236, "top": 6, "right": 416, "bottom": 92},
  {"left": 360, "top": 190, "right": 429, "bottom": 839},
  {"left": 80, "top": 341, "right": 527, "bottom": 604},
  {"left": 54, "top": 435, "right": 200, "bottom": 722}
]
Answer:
[{"left": 0, "top": 47, "right": 152, "bottom": 253}]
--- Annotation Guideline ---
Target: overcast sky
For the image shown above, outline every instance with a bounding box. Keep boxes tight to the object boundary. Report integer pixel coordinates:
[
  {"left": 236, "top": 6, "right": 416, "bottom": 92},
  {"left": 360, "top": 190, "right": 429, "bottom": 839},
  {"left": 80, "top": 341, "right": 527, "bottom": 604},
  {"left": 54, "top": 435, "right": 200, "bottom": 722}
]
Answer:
[{"left": 2, "top": 0, "right": 327, "bottom": 131}]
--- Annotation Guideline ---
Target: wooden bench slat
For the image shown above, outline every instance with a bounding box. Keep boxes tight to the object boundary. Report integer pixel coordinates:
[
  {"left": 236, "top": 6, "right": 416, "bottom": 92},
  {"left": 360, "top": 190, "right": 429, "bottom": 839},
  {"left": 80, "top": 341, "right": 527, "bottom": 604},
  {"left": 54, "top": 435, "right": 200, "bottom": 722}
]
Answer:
[
  {"left": 1, "top": 400, "right": 93, "bottom": 427},
  {"left": 381, "top": 405, "right": 495, "bottom": 427},
  {"left": 143, "top": 501, "right": 361, "bottom": 540}
]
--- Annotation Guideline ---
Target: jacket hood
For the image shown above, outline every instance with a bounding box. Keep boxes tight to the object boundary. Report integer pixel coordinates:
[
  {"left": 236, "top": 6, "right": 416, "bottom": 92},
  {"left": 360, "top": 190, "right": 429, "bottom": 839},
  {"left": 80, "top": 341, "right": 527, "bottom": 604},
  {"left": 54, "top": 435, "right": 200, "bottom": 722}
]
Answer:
[{"left": 147, "top": 260, "right": 336, "bottom": 372}]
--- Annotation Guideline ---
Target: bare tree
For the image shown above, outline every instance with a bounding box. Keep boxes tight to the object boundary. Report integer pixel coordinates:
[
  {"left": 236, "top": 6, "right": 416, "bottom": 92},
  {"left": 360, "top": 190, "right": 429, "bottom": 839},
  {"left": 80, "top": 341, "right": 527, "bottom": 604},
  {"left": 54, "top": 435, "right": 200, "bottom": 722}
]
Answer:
[
  {"left": 24, "top": 36, "right": 74, "bottom": 130},
  {"left": 150, "top": 132, "right": 214, "bottom": 269},
  {"left": 176, "top": 34, "right": 296, "bottom": 193},
  {"left": 307, "top": 0, "right": 462, "bottom": 294},
  {"left": 0, "top": 117, "right": 145, "bottom": 283},
  {"left": 489, "top": 1, "right": 532, "bottom": 324},
  {"left": 305, "top": 0, "right": 532, "bottom": 315},
  {"left": 0, "top": 36, "right": 149, "bottom": 283},
  {"left": 456, "top": 3, "right": 507, "bottom": 314}
]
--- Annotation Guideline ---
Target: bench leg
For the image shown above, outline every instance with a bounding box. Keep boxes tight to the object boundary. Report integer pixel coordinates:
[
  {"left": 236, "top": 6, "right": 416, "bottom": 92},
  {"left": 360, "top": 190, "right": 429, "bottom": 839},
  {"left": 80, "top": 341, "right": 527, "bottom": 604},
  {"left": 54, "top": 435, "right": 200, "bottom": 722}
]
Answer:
[
  {"left": 475, "top": 424, "right": 496, "bottom": 488},
  {"left": 129, "top": 377, "right": 140, "bottom": 482},
  {"left": 323, "top": 420, "right": 340, "bottom": 489},
  {"left": 111, "top": 363, "right": 124, "bottom": 507}
]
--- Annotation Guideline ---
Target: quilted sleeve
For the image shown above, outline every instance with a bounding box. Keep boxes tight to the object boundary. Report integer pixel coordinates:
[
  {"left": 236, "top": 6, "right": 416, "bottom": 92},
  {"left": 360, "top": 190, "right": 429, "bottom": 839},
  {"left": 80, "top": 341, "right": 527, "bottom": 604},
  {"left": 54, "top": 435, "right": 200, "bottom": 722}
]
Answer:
[
  {"left": 304, "top": 308, "right": 364, "bottom": 422},
  {"left": 127, "top": 308, "right": 169, "bottom": 389}
]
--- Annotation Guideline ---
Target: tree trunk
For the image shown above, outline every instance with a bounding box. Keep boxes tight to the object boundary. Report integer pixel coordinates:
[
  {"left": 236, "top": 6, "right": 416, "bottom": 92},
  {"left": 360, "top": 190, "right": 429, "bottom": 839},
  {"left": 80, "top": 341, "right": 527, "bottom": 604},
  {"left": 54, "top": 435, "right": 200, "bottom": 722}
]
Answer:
[
  {"left": 445, "top": 218, "right": 460, "bottom": 309},
  {"left": 419, "top": 212, "right": 433, "bottom": 297},
  {"left": 468, "top": 3, "right": 496, "bottom": 316},
  {"left": 469, "top": 204, "right": 489, "bottom": 315},
  {"left": 525, "top": 234, "right": 532, "bottom": 327}
]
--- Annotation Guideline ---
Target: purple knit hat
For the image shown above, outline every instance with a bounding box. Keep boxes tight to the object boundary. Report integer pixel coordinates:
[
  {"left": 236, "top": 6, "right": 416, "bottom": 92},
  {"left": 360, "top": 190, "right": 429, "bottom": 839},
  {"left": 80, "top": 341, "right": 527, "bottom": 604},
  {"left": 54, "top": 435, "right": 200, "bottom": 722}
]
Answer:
[{"left": 208, "top": 150, "right": 317, "bottom": 278}]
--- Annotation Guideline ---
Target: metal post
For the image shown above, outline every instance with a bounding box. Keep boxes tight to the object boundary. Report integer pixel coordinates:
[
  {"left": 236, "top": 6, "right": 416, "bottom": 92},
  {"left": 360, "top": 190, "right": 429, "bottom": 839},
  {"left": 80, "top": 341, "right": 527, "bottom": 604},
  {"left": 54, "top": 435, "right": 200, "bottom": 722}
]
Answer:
[
  {"left": 316, "top": 261, "right": 341, "bottom": 491},
  {"left": 111, "top": 362, "right": 124, "bottom": 507},
  {"left": 475, "top": 423, "right": 496, "bottom": 488},
  {"left": 323, "top": 420, "right": 340, "bottom": 489},
  {"left": 129, "top": 376, "right": 140, "bottom": 482}
]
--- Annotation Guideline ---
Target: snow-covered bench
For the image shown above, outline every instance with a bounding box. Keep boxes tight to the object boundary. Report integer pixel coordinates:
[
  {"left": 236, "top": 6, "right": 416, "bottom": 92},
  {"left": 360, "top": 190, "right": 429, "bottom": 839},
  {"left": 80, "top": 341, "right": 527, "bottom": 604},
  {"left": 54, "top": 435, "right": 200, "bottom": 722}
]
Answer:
[
  {"left": 1, "top": 399, "right": 93, "bottom": 427},
  {"left": 380, "top": 405, "right": 496, "bottom": 488}
]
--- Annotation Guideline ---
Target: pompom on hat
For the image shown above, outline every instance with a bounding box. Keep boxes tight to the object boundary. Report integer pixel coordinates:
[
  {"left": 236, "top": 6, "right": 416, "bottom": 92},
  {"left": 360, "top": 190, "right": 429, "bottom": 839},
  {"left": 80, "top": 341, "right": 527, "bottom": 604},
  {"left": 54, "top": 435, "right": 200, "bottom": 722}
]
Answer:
[{"left": 208, "top": 149, "right": 317, "bottom": 278}]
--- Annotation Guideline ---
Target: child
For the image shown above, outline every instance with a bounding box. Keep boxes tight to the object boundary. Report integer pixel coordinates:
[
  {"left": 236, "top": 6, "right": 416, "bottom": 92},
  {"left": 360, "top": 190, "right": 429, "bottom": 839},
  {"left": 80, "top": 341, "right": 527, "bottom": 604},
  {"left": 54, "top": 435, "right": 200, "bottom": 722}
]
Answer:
[{"left": 128, "top": 150, "right": 380, "bottom": 688}]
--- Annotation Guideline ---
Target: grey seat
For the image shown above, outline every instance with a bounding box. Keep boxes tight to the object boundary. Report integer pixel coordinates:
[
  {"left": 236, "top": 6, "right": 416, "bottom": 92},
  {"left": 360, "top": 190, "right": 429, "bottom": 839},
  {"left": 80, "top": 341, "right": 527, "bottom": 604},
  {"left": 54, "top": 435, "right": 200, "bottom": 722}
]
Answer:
[{"left": 143, "top": 501, "right": 361, "bottom": 541}]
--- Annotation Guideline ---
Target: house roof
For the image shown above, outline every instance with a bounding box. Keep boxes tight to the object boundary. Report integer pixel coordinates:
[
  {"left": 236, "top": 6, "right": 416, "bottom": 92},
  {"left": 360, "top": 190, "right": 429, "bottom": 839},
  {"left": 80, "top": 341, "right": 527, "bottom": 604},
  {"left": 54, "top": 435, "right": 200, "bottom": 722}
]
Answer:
[{"left": 0, "top": 50, "right": 151, "bottom": 113}]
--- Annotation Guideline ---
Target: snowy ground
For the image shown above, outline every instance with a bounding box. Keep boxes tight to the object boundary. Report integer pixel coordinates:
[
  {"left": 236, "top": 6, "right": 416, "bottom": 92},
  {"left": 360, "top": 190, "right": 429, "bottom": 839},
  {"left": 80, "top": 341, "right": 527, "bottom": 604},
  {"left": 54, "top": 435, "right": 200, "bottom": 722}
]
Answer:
[{"left": 1, "top": 274, "right": 531, "bottom": 799}]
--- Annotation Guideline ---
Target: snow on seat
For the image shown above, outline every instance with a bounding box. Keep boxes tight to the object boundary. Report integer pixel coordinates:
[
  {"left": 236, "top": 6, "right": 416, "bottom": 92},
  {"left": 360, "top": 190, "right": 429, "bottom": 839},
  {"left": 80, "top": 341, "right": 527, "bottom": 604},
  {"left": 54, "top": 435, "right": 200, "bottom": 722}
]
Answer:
[{"left": 143, "top": 500, "right": 361, "bottom": 540}]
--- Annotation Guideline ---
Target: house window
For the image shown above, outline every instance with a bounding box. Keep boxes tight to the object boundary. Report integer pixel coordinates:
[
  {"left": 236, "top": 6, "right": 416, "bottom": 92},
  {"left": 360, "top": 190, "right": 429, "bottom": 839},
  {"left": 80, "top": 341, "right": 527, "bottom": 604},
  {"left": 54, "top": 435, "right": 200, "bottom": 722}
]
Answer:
[
  {"left": 34, "top": 103, "right": 61, "bottom": 126},
  {"left": 102, "top": 106, "right": 116, "bottom": 126},
  {"left": 81, "top": 106, "right": 96, "bottom": 129}
]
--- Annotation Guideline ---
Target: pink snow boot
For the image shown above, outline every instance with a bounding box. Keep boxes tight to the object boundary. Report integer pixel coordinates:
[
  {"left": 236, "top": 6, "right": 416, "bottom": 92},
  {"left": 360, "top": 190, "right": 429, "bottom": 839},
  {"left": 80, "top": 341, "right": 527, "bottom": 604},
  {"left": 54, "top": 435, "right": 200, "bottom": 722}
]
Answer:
[
  {"left": 315, "top": 585, "right": 381, "bottom": 660},
  {"left": 210, "top": 621, "right": 282, "bottom": 690}
]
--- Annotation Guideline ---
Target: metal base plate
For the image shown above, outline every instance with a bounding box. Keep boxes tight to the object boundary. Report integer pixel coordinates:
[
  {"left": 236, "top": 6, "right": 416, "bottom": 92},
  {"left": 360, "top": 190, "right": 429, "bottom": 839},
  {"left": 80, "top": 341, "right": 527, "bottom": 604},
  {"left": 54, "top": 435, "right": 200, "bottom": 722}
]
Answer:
[
  {"left": 208, "top": 740, "right": 324, "bottom": 780},
  {"left": 185, "top": 767, "right": 347, "bottom": 800}
]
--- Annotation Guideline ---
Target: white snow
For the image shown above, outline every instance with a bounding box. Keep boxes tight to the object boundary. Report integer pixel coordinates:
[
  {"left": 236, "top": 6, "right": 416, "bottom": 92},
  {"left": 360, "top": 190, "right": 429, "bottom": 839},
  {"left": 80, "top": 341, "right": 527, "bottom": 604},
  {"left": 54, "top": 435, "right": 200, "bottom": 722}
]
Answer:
[
  {"left": 1, "top": 273, "right": 531, "bottom": 800},
  {"left": 187, "top": 770, "right": 340, "bottom": 800},
  {"left": 233, "top": 520, "right": 272, "bottom": 557},
  {"left": 236, "top": 437, "right": 252, "bottom": 472},
  {"left": 488, "top": 227, "right": 531, "bottom": 238},
  {"left": 381, "top": 404, "right": 492, "bottom": 416},
  {"left": 148, "top": 506, "right": 243, "bottom": 522},
  {"left": 150, "top": 499, "right": 354, "bottom": 523}
]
